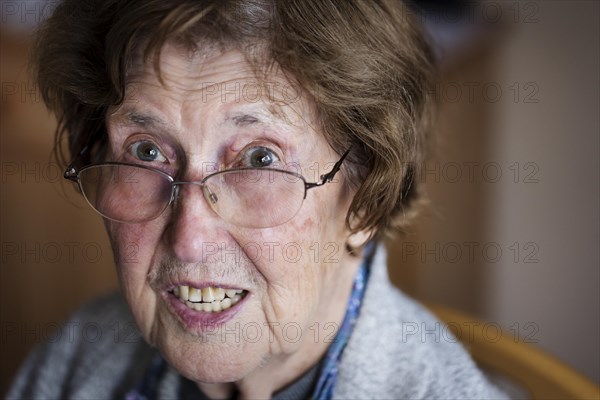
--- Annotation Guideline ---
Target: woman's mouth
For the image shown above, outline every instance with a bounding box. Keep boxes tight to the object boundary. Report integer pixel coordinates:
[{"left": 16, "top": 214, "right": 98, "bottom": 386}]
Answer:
[{"left": 168, "top": 285, "right": 248, "bottom": 313}]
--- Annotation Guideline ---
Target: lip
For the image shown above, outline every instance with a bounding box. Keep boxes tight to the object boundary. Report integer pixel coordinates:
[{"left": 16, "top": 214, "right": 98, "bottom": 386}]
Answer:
[{"left": 161, "top": 285, "right": 249, "bottom": 331}]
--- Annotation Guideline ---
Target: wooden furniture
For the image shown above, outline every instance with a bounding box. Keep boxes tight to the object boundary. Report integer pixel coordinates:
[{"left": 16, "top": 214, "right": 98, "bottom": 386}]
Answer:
[{"left": 427, "top": 304, "right": 600, "bottom": 399}]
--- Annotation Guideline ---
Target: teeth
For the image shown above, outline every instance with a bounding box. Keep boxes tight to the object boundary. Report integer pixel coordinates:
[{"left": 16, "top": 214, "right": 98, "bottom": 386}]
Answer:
[
  {"left": 213, "top": 287, "right": 225, "bottom": 301},
  {"left": 221, "top": 298, "right": 232, "bottom": 310},
  {"left": 171, "top": 285, "right": 246, "bottom": 313},
  {"left": 179, "top": 286, "right": 189, "bottom": 301},
  {"left": 189, "top": 287, "right": 202, "bottom": 302},
  {"left": 202, "top": 287, "right": 214, "bottom": 303}
]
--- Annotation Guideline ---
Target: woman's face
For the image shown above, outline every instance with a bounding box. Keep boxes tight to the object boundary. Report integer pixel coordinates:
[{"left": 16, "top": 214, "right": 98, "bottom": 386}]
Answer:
[{"left": 104, "top": 43, "right": 360, "bottom": 387}]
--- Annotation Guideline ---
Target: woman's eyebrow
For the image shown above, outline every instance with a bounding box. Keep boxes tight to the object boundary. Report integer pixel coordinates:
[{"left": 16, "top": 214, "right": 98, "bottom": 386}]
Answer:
[
  {"left": 128, "top": 112, "right": 159, "bottom": 127},
  {"left": 110, "top": 108, "right": 177, "bottom": 135},
  {"left": 224, "top": 106, "right": 308, "bottom": 133},
  {"left": 120, "top": 108, "right": 266, "bottom": 130},
  {"left": 226, "top": 113, "right": 260, "bottom": 127},
  {"left": 123, "top": 111, "right": 170, "bottom": 129}
]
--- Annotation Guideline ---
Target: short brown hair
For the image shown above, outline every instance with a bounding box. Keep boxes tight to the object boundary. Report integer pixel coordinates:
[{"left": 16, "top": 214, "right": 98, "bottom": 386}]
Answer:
[{"left": 34, "top": 0, "right": 435, "bottom": 239}]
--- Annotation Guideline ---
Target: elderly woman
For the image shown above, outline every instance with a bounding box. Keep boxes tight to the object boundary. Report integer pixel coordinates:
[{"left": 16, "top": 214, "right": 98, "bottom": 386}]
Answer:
[{"left": 9, "top": 0, "right": 505, "bottom": 399}]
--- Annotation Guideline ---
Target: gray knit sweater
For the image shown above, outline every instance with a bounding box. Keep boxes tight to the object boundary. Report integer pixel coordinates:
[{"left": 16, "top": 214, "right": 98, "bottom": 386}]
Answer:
[{"left": 8, "top": 246, "right": 507, "bottom": 399}]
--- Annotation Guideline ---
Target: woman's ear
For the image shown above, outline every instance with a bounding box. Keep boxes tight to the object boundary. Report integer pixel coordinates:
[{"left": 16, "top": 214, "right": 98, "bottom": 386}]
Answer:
[{"left": 345, "top": 229, "right": 374, "bottom": 256}]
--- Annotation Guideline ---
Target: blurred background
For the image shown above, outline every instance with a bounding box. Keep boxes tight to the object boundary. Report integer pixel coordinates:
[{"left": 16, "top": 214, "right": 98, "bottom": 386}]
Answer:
[{"left": 1, "top": 0, "right": 598, "bottom": 396}]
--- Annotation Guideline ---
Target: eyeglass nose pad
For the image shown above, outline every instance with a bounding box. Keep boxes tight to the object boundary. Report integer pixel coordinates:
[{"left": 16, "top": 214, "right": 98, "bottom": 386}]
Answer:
[
  {"left": 172, "top": 185, "right": 181, "bottom": 202},
  {"left": 204, "top": 187, "right": 218, "bottom": 205}
]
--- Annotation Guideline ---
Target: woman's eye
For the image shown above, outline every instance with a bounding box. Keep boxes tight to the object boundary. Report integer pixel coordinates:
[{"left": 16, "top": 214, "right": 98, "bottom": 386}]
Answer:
[
  {"left": 241, "top": 146, "right": 280, "bottom": 168},
  {"left": 128, "top": 141, "right": 167, "bottom": 163}
]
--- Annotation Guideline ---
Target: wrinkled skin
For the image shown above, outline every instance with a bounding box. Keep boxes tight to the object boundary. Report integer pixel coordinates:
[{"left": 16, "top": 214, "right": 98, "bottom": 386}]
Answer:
[{"left": 104, "top": 43, "right": 362, "bottom": 398}]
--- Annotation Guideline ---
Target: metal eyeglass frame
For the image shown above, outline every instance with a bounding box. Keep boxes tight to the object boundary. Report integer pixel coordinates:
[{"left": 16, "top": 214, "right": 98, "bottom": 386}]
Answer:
[{"left": 63, "top": 148, "right": 351, "bottom": 224}]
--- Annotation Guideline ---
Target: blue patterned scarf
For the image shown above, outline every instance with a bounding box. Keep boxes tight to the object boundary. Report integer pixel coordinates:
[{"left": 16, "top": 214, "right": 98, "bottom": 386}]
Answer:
[{"left": 311, "top": 243, "right": 372, "bottom": 399}]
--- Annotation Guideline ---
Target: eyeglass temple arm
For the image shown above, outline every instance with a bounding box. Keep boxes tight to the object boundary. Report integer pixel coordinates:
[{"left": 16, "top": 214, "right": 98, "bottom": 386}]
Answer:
[
  {"left": 305, "top": 148, "right": 351, "bottom": 190},
  {"left": 64, "top": 145, "right": 89, "bottom": 182}
]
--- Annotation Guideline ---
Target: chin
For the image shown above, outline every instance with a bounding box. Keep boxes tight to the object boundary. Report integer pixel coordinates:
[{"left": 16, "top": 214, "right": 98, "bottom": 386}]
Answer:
[
  {"left": 155, "top": 326, "right": 266, "bottom": 384},
  {"left": 164, "top": 348, "right": 261, "bottom": 384}
]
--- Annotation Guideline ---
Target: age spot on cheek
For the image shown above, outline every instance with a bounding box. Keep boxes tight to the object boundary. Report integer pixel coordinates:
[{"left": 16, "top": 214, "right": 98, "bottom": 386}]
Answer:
[{"left": 301, "top": 218, "right": 314, "bottom": 230}]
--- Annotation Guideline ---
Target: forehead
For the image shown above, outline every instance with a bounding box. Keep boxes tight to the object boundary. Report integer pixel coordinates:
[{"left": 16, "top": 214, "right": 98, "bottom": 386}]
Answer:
[
  {"left": 107, "top": 42, "right": 325, "bottom": 163},
  {"left": 120, "top": 43, "right": 312, "bottom": 124},
  {"left": 129, "top": 44, "right": 253, "bottom": 91}
]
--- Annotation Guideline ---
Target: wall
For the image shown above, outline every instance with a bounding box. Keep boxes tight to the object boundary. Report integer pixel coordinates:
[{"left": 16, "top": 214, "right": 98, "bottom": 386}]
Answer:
[
  {"left": 389, "top": 0, "right": 599, "bottom": 384},
  {"left": 486, "top": 0, "right": 600, "bottom": 383}
]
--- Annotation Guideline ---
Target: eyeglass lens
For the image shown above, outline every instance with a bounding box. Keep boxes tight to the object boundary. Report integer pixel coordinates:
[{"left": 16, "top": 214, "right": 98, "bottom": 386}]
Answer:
[{"left": 78, "top": 164, "right": 306, "bottom": 228}]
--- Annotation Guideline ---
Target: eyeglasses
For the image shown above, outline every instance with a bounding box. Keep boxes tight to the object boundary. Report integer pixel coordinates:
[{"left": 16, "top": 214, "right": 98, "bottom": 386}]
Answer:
[{"left": 64, "top": 150, "right": 350, "bottom": 228}]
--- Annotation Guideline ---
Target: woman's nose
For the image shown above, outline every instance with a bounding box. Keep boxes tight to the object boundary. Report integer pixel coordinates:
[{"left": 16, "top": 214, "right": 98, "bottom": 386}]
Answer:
[{"left": 166, "top": 183, "right": 226, "bottom": 264}]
